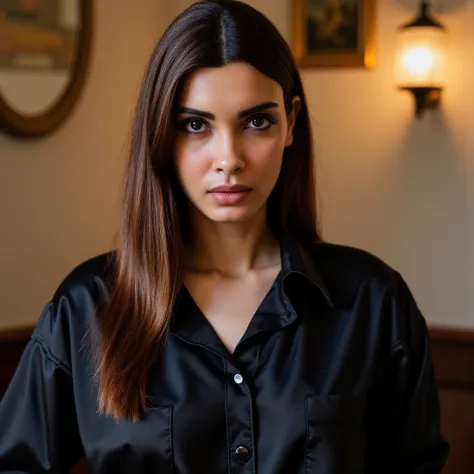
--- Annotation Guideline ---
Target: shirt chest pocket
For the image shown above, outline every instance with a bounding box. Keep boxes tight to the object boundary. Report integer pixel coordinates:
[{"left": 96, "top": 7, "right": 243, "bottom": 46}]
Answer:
[
  {"left": 90, "top": 405, "right": 174, "bottom": 473},
  {"left": 305, "top": 395, "right": 365, "bottom": 474}
]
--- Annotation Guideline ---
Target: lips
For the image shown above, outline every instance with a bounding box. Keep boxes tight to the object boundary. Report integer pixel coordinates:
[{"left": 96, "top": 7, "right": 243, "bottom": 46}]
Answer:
[
  {"left": 208, "top": 184, "right": 252, "bottom": 193},
  {"left": 207, "top": 184, "right": 252, "bottom": 205}
]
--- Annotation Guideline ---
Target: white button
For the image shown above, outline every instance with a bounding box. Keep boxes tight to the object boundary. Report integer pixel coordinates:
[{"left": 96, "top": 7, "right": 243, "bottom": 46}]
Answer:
[{"left": 234, "top": 374, "right": 243, "bottom": 384}]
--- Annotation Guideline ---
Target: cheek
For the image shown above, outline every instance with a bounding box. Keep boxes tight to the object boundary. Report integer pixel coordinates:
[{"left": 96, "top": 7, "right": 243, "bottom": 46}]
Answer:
[
  {"left": 173, "top": 145, "right": 207, "bottom": 193},
  {"left": 247, "top": 137, "right": 284, "bottom": 176}
]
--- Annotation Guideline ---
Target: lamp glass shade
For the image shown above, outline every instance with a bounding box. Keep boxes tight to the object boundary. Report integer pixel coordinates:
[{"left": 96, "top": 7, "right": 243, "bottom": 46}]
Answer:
[{"left": 396, "top": 26, "right": 446, "bottom": 89}]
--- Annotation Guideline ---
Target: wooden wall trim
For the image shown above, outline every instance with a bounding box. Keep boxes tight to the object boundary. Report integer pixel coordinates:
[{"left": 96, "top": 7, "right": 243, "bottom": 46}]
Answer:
[
  {"left": 0, "top": 325, "right": 34, "bottom": 341},
  {"left": 429, "top": 325, "right": 474, "bottom": 344},
  {"left": 429, "top": 325, "right": 474, "bottom": 389}
]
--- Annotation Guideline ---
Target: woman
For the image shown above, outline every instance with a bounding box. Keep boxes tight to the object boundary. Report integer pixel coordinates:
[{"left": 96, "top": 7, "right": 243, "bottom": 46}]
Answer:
[{"left": 0, "top": 1, "right": 449, "bottom": 473}]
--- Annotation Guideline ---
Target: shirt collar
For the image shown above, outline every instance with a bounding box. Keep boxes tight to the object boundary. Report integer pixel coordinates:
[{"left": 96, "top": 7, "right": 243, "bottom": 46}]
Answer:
[
  {"left": 279, "top": 235, "right": 334, "bottom": 308},
  {"left": 169, "top": 236, "right": 334, "bottom": 358}
]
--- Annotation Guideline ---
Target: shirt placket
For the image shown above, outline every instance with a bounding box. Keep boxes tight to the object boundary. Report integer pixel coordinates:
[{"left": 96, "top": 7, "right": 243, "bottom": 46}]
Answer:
[{"left": 224, "top": 358, "right": 256, "bottom": 474}]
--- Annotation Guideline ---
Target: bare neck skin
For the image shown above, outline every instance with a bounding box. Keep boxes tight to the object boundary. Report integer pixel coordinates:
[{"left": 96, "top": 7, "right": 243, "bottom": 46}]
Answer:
[
  {"left": 183, "top": 205, "right": 280, "bottom": 277},
  {"left": 182, "top": 205, "right": 282, "bottom": 354}
]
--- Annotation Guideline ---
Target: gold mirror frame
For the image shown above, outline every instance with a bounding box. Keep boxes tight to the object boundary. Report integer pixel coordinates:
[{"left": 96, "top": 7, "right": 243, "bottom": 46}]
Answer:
[{"left": 0, "top": 0, "right": 93, "bottom": 139}]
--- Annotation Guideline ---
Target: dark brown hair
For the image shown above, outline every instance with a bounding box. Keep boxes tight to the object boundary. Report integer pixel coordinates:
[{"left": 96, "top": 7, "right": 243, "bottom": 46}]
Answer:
[{"left": 96, "top": 0, "right": 321, "bottom": 421}]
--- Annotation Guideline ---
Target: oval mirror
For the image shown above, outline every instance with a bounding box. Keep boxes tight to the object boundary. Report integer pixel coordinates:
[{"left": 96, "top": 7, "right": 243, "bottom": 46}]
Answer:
[{"left": 0, "top": 0, "right": 92, "bottom": 138}]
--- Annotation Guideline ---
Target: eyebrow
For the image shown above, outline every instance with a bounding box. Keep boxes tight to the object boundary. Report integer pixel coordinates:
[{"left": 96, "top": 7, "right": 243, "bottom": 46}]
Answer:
[{"left": 176, "top": 101, "right": 279, "bottom": 120}]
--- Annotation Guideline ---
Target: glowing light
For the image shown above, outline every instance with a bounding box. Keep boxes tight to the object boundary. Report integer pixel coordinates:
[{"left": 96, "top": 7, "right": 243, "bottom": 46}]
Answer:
[{"left": 402, "top": 47, "right": 434, "bottom": 75}]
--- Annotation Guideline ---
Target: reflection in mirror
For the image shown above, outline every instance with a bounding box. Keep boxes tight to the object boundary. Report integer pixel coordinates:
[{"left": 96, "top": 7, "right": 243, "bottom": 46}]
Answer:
[
  {"left": 0, "top": 0, "right": 92, "bottom": 138},
  {"left": 0, "top": 0, "right": 79, "bottom": 116}
]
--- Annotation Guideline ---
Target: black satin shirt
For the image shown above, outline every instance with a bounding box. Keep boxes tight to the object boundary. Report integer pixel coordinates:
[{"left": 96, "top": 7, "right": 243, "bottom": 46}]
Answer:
[{"left": 0, "top": 238, "right": 449, "bottom": 473}]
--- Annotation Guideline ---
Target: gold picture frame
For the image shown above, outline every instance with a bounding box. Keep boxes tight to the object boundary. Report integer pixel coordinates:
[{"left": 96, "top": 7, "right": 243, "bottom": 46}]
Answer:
[{"left": 292, "top": 0, "right": 376, "bottom": 68}]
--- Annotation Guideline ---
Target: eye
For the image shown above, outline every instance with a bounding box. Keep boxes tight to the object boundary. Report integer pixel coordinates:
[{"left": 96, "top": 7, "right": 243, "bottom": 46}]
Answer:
[
  {"left": 245, "top": 114, "right": 275, "bottom": 131},
  {"left": 179, "top": 118, "right": 208, "bottom": 134}
]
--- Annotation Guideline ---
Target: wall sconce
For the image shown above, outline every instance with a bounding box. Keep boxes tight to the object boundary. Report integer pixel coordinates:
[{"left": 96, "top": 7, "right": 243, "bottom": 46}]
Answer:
[{"left": 396, "top": 1, "right": 447, "bottom": 118}]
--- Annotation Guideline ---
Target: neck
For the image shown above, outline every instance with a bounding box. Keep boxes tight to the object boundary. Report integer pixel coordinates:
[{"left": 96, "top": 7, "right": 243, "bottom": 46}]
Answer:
[{"left": 183, "top": 208, "right": 280, "bottom": 277}]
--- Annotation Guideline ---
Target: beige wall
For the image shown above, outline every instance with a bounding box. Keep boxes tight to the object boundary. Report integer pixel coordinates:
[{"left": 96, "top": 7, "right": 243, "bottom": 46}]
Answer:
[
  {"left": 1, "top": 0, "right": 473, "bottom": 329},
  {"left": 0, "top": 0, "right": 174, "bottom": 330}
]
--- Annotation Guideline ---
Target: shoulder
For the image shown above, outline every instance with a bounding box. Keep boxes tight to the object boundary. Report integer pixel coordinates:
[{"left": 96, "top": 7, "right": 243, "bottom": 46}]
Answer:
[
  {"left": 52, "top": 250, "right": 117, "bottom": 304},
  {"left": 310, "top": 241, "right": 424, "bottom": 347},
  {"left": 311, "top": 241, "right": 400, "bottom": 299},
  {"left": 32, "top": 251, "right": 117, "bottom": 369}
]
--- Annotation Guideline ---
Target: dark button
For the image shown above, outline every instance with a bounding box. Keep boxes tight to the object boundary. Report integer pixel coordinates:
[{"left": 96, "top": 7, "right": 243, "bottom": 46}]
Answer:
[{"left": 234, "top": 445, "right": 251, "bottom": 464}]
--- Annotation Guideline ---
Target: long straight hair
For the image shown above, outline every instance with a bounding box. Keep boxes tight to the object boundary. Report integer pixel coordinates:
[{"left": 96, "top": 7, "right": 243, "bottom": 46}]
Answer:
[{"left": 96, "top": 0, "right": 322, "bottom": 421}]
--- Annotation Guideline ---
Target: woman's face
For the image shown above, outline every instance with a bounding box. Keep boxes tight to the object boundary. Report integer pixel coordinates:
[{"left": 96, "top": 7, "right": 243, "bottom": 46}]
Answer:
[{"left": 173, "top": 62, "right": 299, "bottom": 225}]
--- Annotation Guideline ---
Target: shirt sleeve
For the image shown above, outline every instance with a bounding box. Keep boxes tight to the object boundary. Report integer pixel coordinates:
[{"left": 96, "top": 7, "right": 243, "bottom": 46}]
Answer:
[
  {"left": 0, "top": 303, "right": 83, "bottom": 473},
  {"left": 366, "top": 274, "right": 450, "bottom": 474}
]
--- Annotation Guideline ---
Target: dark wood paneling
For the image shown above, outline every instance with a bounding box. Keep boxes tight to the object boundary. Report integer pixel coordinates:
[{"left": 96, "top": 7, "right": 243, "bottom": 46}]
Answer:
[
  {"left": 1, "top": 324, "right": 474, "bottom": 473},
  {"left": 429, "top": 326, "right": 474, "bottom": 388},
  {"left": 438, "top": 389, "right": 474, "bottom": 474},
  {"left": 429, "top": 326, "right": 474, "bottom": 474}
]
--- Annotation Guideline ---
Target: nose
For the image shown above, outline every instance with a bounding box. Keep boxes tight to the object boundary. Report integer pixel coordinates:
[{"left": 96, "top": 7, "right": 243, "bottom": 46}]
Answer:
[{"left": 212, "top": 132, "right": 245, "bottom": 175}]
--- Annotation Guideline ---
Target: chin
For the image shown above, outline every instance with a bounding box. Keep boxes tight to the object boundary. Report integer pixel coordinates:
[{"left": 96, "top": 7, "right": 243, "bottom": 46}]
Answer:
[{"left": 207, "top": 205, "right": 260, "bottom": 223}]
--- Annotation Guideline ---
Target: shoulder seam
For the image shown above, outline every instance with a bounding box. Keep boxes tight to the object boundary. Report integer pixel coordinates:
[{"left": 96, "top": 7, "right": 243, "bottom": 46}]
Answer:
[{"left": 30, "top": 334, "right": 73, "bottom": 375}]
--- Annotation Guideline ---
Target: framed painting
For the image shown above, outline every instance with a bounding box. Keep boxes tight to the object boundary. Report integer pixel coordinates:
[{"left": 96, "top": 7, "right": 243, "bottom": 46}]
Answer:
[{"left": 292, "top": 0, "right": 376, "bottom": 68}]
